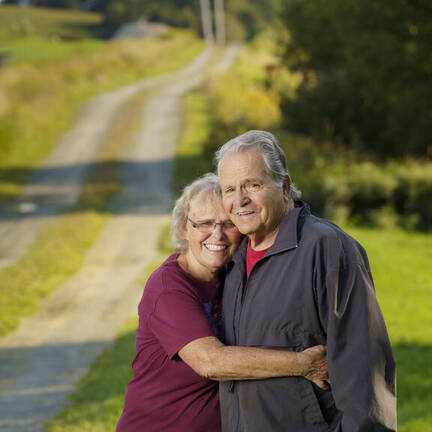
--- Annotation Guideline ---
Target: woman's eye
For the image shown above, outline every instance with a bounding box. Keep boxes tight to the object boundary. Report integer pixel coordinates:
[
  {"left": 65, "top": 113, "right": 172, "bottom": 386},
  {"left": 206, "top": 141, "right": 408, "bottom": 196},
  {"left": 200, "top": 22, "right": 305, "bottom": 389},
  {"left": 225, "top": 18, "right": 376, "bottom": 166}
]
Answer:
[
  {"left": 224, "top": 187, "right": 234, "bottom": 195},
  {"left": 200, "top": 221, "right": 213, "bottom": 228}
]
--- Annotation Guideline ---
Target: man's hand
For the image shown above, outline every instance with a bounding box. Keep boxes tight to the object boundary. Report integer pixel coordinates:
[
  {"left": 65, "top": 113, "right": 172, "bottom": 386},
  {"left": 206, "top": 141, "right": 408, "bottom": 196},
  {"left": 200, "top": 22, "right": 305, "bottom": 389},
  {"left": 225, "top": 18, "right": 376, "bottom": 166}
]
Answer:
[{"left": 300, "top": 345, "right": 329, "bottom": 390}]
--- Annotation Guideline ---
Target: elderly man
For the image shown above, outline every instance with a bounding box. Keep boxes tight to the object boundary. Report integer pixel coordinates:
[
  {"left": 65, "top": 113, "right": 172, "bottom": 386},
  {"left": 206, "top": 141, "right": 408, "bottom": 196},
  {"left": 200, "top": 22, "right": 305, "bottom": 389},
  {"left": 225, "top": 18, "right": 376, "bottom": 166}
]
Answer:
[{"left": 216, "top": 130, "right": 396, "bottom": 432}]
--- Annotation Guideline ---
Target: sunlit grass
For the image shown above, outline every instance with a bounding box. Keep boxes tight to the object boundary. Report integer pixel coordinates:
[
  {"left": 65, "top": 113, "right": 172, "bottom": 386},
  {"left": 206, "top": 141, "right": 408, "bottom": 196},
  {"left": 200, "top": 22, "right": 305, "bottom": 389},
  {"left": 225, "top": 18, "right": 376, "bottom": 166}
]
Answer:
[
  {"left": 345, "top": 226, "right": 432, "bottom": 431},
  {"left": 0, "top": 36, "right": 104, "bottom": 63},
  {"left": 0, "top": 5, "right": 102, "bottom": 40}
]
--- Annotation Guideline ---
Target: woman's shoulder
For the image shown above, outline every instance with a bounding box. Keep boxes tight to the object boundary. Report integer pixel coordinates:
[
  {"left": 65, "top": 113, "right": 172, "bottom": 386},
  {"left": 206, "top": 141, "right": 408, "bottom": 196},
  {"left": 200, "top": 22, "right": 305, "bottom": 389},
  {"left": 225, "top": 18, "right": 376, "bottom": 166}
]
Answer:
[{"left": 144, "top": 253, "right": 201, "bottom": 300}]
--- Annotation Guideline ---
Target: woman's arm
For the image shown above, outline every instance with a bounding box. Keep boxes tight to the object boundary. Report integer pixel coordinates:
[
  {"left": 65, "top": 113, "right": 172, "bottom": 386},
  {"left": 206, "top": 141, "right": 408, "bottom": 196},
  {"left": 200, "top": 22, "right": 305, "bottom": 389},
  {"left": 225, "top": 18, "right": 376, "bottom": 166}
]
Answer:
[{"left": 178, "top": 336, "right": 329, "bottom": 389}]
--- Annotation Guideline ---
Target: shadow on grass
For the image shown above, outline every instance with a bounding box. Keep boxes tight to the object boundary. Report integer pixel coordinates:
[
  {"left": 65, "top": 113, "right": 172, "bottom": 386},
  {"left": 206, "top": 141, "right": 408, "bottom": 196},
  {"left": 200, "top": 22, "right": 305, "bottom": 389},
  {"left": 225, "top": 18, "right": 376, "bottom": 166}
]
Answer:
[
  {"left": 393, "top": 342, "right": 432, "bottom": 428},
  {"left": 0, "top": 155, "right": 212, "bottom": 220}
]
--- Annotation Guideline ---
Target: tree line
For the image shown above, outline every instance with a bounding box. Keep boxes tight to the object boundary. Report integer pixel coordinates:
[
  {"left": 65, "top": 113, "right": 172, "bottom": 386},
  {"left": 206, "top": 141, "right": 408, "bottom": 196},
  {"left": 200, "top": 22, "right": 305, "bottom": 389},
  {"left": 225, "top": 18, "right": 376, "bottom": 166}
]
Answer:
[{"left": 279, "top": 0, "right": 432, "bottom": 160}]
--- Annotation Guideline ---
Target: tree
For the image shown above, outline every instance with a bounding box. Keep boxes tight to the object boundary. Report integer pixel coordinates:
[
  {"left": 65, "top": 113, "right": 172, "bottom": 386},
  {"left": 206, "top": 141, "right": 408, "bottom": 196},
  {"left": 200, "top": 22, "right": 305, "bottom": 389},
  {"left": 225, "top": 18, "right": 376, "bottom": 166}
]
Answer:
[{"left": 280, "top": 0, "right": 432, "bottom": 159}]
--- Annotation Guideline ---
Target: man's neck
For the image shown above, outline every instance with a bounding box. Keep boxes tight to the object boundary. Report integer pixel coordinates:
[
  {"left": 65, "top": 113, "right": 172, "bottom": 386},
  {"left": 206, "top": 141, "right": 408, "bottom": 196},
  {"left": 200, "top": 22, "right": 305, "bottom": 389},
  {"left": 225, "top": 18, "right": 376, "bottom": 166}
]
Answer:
[
  {"left": 249, "top": 201, "right": 294, "bottom": 250},
  {"left": 249, "top": 227, "right": 279, "bottom": 251}
]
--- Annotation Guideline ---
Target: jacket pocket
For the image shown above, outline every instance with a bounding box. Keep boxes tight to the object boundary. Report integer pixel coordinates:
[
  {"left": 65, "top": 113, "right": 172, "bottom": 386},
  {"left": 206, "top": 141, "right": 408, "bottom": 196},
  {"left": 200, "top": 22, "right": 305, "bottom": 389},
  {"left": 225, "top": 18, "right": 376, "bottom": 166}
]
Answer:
[
  {"left": 294, "top": 378, "right": 329, "bottom": 427},
  {"left": 237, "top": 376, "right": 328, "bottom": 432}
]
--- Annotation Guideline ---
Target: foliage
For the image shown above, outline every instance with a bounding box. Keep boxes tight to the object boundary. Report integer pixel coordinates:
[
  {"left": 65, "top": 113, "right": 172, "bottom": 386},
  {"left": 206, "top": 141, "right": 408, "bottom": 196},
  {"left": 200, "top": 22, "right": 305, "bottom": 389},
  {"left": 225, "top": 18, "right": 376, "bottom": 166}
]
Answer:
[
  {"left": 102, "top": 0, "right": 201, "bottom": 34},
  {"left": 198, "top": 35, "right": 432, "bottom": 231},
  {"left": 202, "top": 37, "right": 286, "bottom": 162},
  {"left": 291, "top": 159, "right": 432, "bottom": 231},
  {"left": 279, "top": 0, "right": 432, "bottom": 159},
  {"left": 101, "top": 0, "right": 281, "bottom": 40},
  {"left": 172, "top": 90, "right": 214, "bottom": 199}
]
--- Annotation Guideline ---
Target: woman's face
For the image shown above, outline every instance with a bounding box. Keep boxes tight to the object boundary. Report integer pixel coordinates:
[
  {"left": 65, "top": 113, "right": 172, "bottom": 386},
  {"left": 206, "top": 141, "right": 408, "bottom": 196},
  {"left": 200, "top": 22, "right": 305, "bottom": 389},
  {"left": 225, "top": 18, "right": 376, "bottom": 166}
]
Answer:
[{"left": 183, "top": 194, "right": 241, "bottom": 280}]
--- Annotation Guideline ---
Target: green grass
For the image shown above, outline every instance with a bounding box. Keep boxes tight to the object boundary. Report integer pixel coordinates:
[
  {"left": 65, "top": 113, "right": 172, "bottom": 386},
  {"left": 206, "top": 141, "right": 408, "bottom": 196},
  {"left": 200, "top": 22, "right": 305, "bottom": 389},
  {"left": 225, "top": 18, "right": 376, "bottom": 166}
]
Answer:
[
  {"left": 0, "top": 5, "right": 103, "bottom": 40},
  {"left": 0, "top": 36, "right": 104, "bottom": 63},
  {"left": 172, "top": 90, "right": 214, "bottom": 197},
  {"left": 0, "top": 5, "right": 104, "bottom": 63},
  {"left": 345, "top": 226, "right": 432, "bottom": 431},
  {"left": 0, "top": 210, "right": 109, "bottom": 335}
]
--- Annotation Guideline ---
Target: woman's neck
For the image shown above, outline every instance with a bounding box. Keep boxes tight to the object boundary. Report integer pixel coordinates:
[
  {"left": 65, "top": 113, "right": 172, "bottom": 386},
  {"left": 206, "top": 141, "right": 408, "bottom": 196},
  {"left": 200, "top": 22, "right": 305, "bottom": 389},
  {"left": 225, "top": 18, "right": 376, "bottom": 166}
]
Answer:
[{"left": 177, "top": 252, "right": 218, "bottom": 282}]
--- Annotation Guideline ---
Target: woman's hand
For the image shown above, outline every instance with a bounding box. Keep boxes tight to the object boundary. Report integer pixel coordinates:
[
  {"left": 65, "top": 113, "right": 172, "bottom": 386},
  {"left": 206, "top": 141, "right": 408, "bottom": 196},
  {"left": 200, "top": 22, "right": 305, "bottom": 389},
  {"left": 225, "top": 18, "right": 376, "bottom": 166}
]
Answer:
[{"left": 300, "top": 345, "right": 330, "bottom": 390}]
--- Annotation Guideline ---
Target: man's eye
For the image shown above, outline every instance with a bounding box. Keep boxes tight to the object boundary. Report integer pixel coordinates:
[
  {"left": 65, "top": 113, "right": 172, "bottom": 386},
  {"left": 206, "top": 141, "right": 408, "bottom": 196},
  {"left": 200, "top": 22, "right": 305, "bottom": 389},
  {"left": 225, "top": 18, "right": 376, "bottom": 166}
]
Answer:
[
  {"left": 246, "top": 183, "right": 261, "bottom": 192},
  {"left": 222, "top": 221, "right": 236, "bottom": 229}
]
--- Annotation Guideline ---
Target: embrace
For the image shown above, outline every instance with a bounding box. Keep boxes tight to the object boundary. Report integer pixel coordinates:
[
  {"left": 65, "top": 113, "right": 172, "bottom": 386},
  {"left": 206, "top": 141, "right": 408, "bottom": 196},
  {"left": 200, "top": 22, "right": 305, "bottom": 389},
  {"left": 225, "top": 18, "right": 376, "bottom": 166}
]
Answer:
[{"left": 117, "top": 131, "right": 396, "bottom": 432}]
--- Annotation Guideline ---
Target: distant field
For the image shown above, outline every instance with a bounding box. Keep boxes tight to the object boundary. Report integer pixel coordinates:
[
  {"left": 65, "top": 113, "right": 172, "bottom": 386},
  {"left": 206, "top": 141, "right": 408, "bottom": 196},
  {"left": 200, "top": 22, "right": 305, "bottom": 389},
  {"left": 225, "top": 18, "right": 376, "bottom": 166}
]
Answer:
[
  {"left": 0, "top": 5, "right": 102, "bottom": 39},
  {"left": 0, "top": 5, "right": 104, "bottom": 62}
]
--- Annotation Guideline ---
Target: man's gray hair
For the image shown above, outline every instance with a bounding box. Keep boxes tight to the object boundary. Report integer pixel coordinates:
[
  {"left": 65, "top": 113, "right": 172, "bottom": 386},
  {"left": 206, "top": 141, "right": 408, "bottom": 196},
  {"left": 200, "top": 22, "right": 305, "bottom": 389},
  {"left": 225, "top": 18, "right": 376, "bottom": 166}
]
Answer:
[
  {"left": 171, "top": 173, "right": 222, "bottom": 252},
  {"left": 215, "top": 130, "right": 301, "bottom": 199}
]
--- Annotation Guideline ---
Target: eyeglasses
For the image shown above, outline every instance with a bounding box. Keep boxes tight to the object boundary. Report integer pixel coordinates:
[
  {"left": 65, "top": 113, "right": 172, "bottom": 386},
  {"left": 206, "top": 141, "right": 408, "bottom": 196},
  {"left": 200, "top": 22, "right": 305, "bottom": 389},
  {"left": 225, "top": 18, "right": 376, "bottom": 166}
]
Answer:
[{"left": 188, "top": 217, "right": 238, "bottom": 233}]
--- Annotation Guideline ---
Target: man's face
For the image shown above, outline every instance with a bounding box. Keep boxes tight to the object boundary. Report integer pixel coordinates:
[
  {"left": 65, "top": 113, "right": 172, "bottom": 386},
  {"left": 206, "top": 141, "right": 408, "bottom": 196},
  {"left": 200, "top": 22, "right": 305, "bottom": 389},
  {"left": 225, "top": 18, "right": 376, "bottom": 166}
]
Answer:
[{"left": 219, "top": 148, "right": 287, "bottom": 248}]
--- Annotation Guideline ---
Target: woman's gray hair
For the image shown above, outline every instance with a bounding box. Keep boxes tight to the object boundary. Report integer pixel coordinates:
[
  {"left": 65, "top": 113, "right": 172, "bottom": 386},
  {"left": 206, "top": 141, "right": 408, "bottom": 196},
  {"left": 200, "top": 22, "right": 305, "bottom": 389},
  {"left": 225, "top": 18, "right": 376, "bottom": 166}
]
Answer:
[
  {"left": 171, "top": 173, "right": 222, "bottom": 252},
  {"left": 214, "top": 130, "right": 301, "bottom": 199}
]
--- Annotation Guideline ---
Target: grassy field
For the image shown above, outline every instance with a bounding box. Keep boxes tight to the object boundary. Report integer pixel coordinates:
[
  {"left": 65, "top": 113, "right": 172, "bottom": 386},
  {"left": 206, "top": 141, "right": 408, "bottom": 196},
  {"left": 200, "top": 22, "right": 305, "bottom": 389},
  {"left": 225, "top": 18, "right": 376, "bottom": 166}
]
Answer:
[{"left": 0, "top": 5, "right": 104, "bottom": 63}]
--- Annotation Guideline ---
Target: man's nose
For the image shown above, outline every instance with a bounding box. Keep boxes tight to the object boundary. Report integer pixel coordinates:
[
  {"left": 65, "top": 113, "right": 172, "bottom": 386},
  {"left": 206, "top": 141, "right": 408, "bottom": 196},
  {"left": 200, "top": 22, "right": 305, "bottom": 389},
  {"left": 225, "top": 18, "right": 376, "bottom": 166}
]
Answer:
[{"left": 234, "top": 187, "right": 250, "bottom": 206}]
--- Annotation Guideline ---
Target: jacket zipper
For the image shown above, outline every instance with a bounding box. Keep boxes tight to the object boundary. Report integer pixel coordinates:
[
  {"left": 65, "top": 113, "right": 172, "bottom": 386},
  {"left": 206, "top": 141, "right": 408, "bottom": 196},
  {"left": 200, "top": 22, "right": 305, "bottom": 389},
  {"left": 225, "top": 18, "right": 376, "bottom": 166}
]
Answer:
[{"left": 230, "top": 244, "right": 298, "bottom": 432}]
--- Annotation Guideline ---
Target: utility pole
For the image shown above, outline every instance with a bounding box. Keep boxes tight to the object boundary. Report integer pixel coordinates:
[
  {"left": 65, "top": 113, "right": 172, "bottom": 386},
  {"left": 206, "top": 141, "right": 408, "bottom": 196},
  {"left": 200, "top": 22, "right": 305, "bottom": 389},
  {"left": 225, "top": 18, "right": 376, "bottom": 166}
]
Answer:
[
  {"left": 214, "top": 0, "right": 226, "bottom": 44},
  {"left": 200, "top": 0, "right": 214, "bottom": 43}
]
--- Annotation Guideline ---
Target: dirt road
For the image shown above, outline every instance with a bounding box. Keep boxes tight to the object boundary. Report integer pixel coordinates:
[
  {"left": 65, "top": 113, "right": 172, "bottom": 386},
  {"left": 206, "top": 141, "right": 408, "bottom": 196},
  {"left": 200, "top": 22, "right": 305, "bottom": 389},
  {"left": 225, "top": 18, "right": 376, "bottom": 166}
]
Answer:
[{"left": 0, "top": 43, "right": 241, "bottom": 432}]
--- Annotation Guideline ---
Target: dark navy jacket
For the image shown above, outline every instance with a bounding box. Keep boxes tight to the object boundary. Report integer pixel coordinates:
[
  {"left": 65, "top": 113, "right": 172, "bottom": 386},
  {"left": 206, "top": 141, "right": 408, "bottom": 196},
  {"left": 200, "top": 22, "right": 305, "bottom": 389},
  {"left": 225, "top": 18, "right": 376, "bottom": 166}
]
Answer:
[{"left": 219, "top": 203, "right": 396, "bottom": 432}]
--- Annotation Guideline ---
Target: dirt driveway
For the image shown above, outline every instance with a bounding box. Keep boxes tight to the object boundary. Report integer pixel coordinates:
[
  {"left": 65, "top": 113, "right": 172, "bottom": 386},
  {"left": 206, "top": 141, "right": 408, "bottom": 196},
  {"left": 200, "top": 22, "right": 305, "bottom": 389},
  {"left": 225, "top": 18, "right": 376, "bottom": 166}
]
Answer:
[{"left": 0, "top": 43, "right": 241, "bottom": 432}]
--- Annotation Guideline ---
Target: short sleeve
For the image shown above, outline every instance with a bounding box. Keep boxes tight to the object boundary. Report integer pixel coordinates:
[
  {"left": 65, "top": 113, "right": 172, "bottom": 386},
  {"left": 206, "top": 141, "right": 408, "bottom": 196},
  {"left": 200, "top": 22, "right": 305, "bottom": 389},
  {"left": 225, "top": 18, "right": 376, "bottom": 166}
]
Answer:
[{"left": 149, "top": 289, "right": 216, "bottom": 359}]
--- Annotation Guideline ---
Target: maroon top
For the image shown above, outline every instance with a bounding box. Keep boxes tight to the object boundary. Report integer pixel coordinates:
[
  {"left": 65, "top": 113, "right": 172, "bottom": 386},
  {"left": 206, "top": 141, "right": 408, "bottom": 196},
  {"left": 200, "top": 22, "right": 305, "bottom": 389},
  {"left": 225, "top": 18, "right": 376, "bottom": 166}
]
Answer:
[{"left": 116, "top": 253, "right": 222, "bottom": 432}]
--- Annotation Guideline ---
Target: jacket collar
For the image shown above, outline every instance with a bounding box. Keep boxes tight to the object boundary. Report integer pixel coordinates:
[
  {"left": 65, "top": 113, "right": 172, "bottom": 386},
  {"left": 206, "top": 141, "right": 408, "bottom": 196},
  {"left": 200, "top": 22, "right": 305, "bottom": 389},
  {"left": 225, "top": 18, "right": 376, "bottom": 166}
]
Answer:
[{"left": 230, "top": 200, "right": 310, "bottom": 267}]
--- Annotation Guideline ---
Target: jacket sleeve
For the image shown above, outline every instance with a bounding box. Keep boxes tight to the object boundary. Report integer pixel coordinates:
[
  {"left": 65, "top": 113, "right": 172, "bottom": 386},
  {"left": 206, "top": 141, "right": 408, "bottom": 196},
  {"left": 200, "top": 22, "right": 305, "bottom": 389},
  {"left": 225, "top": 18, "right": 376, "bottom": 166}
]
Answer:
[{"left": 317, "top": 235, "right": 397, "bottom": 431}]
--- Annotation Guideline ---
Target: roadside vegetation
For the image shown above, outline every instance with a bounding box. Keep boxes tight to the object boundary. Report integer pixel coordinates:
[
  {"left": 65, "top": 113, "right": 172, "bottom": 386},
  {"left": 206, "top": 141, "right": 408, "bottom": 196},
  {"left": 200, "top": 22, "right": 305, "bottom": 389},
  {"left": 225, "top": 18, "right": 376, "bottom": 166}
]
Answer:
[{"left": 0, "top": 6, "right": 202, "bottom": 205}]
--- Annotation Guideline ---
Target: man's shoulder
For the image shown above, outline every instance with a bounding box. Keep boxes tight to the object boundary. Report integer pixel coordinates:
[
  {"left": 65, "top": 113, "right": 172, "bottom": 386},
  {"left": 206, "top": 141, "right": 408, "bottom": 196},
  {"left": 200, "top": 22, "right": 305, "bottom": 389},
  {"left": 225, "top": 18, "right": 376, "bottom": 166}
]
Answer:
[
  {"left": 303, "top": 214, "right": 368, "bottom": 264},
  {"left": 303, "top": 214, "right": 363, "bottom": 250}
]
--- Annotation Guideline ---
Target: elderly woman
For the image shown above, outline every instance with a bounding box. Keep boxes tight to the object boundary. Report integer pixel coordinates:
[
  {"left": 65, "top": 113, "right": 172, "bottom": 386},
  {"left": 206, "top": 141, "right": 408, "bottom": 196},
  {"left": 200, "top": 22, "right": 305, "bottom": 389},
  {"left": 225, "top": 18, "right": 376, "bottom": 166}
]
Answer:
[{"left": 116, "top": 173, "right": 328, "bottom": 432}]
